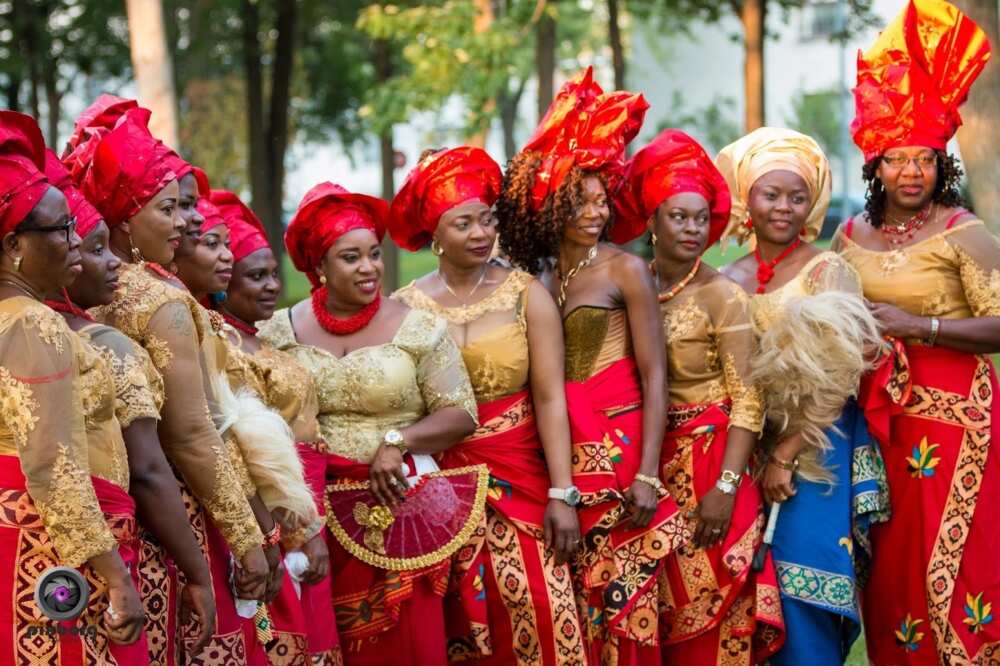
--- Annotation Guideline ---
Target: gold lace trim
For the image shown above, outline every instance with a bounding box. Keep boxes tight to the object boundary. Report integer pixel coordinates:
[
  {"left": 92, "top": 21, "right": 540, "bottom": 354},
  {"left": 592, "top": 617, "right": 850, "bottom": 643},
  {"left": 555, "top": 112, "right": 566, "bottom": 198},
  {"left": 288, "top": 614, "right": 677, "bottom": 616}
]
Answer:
[
  {"left": 202, "top": 442, "right": 264, "bottom": 557},
  {"left": 25, "top": 306, "right": 67, "bottom": 353},
  {"left": 663, "top": 296, "right": 705, "bottom": 343},
  {"left": 35, "top": 442, "right": 118, "bottom": 567},
  {"left": 0, "top": 366, "right": 39, "bottom": 448},
  {"left": 394, "top": 270, "right": 533, "bottom": 325},
  {"left": 723, "top": 352, "right": 764, "bottom": 433},
  {"left": 324, "top": 464, "right": 489, "bottom": 570},
  {"left": 955, "top": 246, "right": 1000, "bottom": 318}
]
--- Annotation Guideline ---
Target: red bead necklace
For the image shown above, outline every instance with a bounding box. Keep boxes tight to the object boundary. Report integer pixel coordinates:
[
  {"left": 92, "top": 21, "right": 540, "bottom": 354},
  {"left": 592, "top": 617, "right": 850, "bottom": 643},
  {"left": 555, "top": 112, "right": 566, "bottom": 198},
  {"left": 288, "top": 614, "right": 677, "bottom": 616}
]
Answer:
[
  {"left": 754, "top": 237, "right": 802, "bottom": 294},
  {"left": 222, "top": 311, "right": 259, "bottom": 337},
  {"left": 311, "top": 286, "right": 381, "bottom": 336},
  {"left": 44, "top": 290, "right": 95, "bottom": 322},
  {"left": 881, "top": 204, "right": 934, "bottom": 247},
  {"left": 145, "top": 262, "right": 176, "bottom": 280}
]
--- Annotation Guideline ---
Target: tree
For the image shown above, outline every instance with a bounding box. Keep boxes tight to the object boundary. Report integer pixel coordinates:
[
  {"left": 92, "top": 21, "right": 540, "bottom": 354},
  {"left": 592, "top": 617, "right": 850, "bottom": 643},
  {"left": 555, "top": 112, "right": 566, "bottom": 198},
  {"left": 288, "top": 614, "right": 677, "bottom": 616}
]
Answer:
[
  {"left": 125, "top": 0, "right": 179, "bottom": 147},
  {"left": 786, "top": 87, "right": 842, "bottom": 159},
  {"left": 953, "top": 0, "right": 1000, "bottom": 232},
  {"left": 643, "top": 1, "right": 878, "bottom": 131}
]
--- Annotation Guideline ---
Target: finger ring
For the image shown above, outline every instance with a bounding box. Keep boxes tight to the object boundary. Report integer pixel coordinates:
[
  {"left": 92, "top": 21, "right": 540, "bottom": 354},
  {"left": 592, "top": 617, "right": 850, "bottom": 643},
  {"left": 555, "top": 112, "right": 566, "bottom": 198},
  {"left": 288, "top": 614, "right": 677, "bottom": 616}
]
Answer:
[
  {"left": 712, "top": 528, "right": 722, "bottom": 534},
  {"left": 389, "top": 478, "right": 400, "bottom": 488}
]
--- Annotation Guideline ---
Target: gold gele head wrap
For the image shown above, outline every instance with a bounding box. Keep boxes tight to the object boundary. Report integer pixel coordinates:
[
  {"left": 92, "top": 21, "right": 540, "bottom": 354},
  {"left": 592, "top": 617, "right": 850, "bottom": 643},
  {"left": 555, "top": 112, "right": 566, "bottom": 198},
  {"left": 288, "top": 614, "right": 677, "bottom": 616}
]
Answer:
[{"left": 715, "top": 127, "right": 832, "bottom": 247}]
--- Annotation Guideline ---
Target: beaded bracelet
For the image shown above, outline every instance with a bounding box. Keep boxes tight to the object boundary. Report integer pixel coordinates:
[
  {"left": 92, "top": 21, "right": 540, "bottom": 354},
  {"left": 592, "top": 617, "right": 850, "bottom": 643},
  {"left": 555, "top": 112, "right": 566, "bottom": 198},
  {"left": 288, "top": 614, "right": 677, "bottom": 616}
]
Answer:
[
  {"left": 634, "top": 473, "right": 663, "bottom": 491},
  {"left": 263, "top": 523, "right": 282, "bottom": 548}
]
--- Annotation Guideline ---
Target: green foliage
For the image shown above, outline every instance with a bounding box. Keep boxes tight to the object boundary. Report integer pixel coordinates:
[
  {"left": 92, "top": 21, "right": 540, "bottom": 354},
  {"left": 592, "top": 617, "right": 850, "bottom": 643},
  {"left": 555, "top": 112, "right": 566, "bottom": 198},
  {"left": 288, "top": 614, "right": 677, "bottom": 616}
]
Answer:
[
  {"left": 655, "top": 91, "right": 741, "bottom": 154},
  {"left": 786, "top": 87, "right": 844, "bottom": 159}
]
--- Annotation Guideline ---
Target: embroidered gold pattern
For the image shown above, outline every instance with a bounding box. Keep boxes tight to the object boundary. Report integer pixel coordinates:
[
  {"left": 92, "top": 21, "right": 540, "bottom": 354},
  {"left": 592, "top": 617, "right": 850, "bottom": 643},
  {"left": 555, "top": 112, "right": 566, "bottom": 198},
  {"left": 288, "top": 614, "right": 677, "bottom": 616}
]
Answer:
[
  {"left": 664, "top": 296, "right": 705, "bottom": 343},
  {"left": 24, "top": 306, "right": 66, "bottom": 353},
  {"left": 0, "top": 366, "right": 39, "bottom": 448},
  {"left": 394, "top": 270, "right": 533, "bottom": 325},
  {"left": 956, "top": 245, "right": 1000, "bottom": 317},
  {"left": 723, "top": 353, "right": 764, "bottom": 433},
  {"left": 206, "top": 442, "right": 264, "bottom": 558}
]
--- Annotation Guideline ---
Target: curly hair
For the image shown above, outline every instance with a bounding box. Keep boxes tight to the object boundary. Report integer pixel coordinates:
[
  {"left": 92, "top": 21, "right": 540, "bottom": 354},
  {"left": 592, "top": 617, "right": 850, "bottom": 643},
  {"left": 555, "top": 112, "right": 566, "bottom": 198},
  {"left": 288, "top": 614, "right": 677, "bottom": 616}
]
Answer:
[
  {"left": 495, "top": 152, "right": 613, "bottom": 274},
  {"left": 862, "top": 150, "right": 967, "bottom": 228}
]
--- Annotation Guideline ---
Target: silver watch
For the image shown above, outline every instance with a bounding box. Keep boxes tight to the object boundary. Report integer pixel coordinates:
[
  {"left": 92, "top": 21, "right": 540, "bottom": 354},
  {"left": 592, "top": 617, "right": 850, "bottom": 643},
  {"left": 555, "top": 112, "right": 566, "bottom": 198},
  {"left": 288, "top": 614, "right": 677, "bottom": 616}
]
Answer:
[{"left": 548, "top": 485, "right": 582, "bottom": 507}]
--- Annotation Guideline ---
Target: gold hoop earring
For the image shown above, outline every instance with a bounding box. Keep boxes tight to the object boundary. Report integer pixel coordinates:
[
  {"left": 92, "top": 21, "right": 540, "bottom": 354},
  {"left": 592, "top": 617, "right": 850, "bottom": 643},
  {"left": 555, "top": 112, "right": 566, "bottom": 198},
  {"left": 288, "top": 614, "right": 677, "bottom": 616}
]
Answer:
[
  {"left": 430, "top": 240, "right": 444, "bottom": 257},
  {"left": 13, "top": 256, "right": 21, "bottom": 272},
  {"left": 319, "top": 274, "right": 327, "bottom": 285}
]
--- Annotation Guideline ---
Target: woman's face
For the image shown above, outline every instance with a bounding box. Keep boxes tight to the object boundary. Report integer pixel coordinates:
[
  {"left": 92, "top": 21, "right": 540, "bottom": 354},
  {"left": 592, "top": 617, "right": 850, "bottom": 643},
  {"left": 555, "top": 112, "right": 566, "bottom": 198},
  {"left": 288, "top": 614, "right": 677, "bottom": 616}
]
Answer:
[
  {"left": 875, "top": 145, "right": 938, "bottom": 212},
  {"left": 434, "top": 200, "right": 496, "bottom": 268},
  {"left": 563, "top": 175, "right": 609, "bottom": 247},
  {"left": 174, "top": 223, "right": 234, "bottom": 296},
  {"left": 747, "top": 170, "right": 811, "bottom": 246},
  {"left": 174, "top": 173, "right": 204, "bottom": 260},
  {"left": 650, "top": 192, "right": 711, "bottom": 264},
  {"left": 7, "top": 186, "right": 82, "bottom": 294},
  {"left": 127, "top": 179, "right": 183, "bottom": 265},
  {"left": 318, "top": 228, "right": 382, "bottom": 307},
  {"left": 226, "top": 247, "right": 280, "bottom": 324},
  {"left": 66, "top": 221, "right": 120, "bottom": 308}
]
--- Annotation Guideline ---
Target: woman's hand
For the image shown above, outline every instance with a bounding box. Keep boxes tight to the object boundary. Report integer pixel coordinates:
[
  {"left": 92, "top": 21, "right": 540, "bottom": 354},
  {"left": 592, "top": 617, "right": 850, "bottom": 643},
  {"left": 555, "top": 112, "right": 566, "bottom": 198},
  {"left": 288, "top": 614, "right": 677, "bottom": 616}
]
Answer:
[
  {"left": 691, "top": 486, "right": 735, "bottom": 549},
  {"left": 544, "top": 499, "right": 581, "bottom": 565},
  {"left": 369, "top": 444, "right": 408, "bottom": 506},
  {"left": 262, "top": 543, "right": 285, "bottom": 603},
  {"left": 866, "top": 300, "right": 928, "bottom": 339},
  {"left": 300, "top": 532, "right": 330, "bottom": 585},
  {"left": 625, "top": 479, "right": 658, "bottom": 528},
  {"left": 234, "top": 545, "right": 269, "bottom": 600},
  {"left": 762, "top": 462, "right": 796, "bottom": 505},
  {"left": 179, "top": 581, "right": 216, "bottom": 656},
  {"left": 104, "top": 577, "right": 146, "bottom": 645}
]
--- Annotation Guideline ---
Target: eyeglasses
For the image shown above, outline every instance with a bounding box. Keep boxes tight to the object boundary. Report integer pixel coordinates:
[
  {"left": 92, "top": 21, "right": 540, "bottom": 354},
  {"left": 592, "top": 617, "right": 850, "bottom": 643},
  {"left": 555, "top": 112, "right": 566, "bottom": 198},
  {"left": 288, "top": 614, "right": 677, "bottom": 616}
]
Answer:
[
  {"left": 881, "top": 154, "right": 937, "bottom": 169},
  {"left": 16, "top": 218, "right": 78, "bottom": 244}
]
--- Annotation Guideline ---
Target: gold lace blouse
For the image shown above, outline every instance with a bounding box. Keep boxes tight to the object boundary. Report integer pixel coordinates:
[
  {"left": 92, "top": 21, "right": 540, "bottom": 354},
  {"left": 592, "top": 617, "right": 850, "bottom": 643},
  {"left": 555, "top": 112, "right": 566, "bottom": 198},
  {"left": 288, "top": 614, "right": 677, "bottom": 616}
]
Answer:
[
  {"left": 662, "top": 275, "right": 763, "bottom": 432},
  {"left": 258, "top": 307, "right": 478, "bottom": 463},
  {"left": 834, "top": 220, "right": 1000, "bottom": 325},
  {"left": 74, "top": 334, "right": 130, "bottom": 491},
  {"left": 0, "top": 297, "right": 117, "bottom": 567},
  {"left": 563, "top": 306, "right": 633, "bottom": 382},
  {"left": 79, "top": 324, "right": 163, "bottom": 430},
  {"left": 91, "top": 263, "right": 263, "bottom": 557},
  {"left": 393, "top": 270, "right": 533, "bottom": 403},
  {"left": 750, "top": 251, "right": 864, "bottom": 333}
]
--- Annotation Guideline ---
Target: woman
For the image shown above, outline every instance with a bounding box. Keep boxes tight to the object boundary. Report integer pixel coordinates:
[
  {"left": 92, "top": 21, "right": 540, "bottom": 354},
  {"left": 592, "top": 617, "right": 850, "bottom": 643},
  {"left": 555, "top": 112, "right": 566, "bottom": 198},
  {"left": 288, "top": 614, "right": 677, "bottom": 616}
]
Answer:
[
  {"left": 834, "top": 2, "right": 1000, "bottom": 662},
  {"left": 495, "top": 69, "right": 688, "bottom": 665},
  {"left": 43, "top": 148, "right": 219, "bottom": 661},
  {"left": 391, "top": 146, "right": 586, "bottom": 665},
  {"left": 0, "top": 110, "right": 146, "bottom": 662},
  {"left": 258, "top": 182, "right": 482, "bottom": 666},
  {"left": 66, "top": 102, "right": 270, "bottom": 662},
  {"left": 613, "top": 128, "right": 785, "bottom": 663},
  {"left": 717, "top": 127, "right": 887, "bottom": 666},
  {"left": 214, "top": 188, "right": 340, "bottom": 665}
]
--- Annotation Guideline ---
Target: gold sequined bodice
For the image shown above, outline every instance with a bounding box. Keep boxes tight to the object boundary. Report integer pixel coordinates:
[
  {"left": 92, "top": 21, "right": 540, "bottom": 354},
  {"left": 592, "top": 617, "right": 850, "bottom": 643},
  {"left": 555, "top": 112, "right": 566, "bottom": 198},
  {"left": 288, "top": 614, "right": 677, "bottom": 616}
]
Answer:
[
  {"left": 836, "top": 219, "right": 1000, "bottom": 321},
  {"left": 563, "top": 307, "right": 632, "bottom": 382},
  {"left": 75, "top": 330, "right": 130, "bottom": 491},
  {"left": 394, "top": 270, "right": 532, "bottom": 402},
  {"left": 258, "top": 307, "right": 477, "bottom": 463}
]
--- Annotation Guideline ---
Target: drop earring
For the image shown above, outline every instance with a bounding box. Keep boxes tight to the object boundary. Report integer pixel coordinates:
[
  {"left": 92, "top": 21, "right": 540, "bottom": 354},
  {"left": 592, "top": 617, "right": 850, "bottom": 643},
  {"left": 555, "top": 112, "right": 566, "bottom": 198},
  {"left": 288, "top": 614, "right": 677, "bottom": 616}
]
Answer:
[
  {"left": 650, "top": 233, "right": 658, "bottom": 245},
  {"left": 128, "top": 234, "right": 144, "bottom": 263},
  {"left": 430, "top": 240, "right": 444, "bottom": 257},
  {"left": 319, "top": 274, "right": 327, "bottom": 285},
  {"left": 13, "top": 256, "right": 22, "bottom": 272}
]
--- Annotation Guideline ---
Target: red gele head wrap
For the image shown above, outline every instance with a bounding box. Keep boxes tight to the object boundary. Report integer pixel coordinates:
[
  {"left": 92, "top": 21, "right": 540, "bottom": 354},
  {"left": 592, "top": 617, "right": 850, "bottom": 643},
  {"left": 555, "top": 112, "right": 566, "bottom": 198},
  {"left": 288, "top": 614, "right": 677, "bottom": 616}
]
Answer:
[
  {"left": 0, "top": 111, "right": 50, "bottom": 236},
  {"left": 851, "top": 0, "right": 991, "bottom": 162},
  {"left": 210, "top": 189, "right": 270, "bottom": 263},
  {"left": 192, "top": 166, "right": 211, "bottom": 201},
  {"left": 612, "top": 129, "right": 731, "bottom": 248},
  {"left": 195, "top": 197, "right": 226, "bottom": 233},
  {"left": 522, "top": 67, "right": 649, "bottom": 211},
  {"left": 63, "top": 94, "right": 138, "bottom": 161},
  {"left": 80, "top": 108, "right": 177, "bottom": 229},
  {"left": 43, "top": 150, "right": 103, "bottom": 238},
  {"left": 388, "top": 146, "right": 502, "bottom": 252},
  {"left": 285, "top": 182, "right": 388, "bottom": 289}
]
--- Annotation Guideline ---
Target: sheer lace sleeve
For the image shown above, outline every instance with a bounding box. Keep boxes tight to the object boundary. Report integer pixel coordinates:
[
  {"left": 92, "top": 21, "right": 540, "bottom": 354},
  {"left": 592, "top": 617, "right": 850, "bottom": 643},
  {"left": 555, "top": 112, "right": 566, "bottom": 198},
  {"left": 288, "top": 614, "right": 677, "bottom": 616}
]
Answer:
[
  {"left": 802, "top": 252, "right": 864, "bottom": 297},
  {"left": 0, "top": 301, "right": 117, "bottom": 566},
  {"left": 708, "top": 279, "right": 763, "bottom": 433},
  {"left": 405, "top": 312, "right": 478, "bottom": 420},
  {"left": 147, "top": 300, "right": 263, "bottom": 557},
  {"left": 87, "top": 326, "right": 164, "bottom": 428},
  {"left": 945, "top": 221, "right": 1000, "bottom": 317}
]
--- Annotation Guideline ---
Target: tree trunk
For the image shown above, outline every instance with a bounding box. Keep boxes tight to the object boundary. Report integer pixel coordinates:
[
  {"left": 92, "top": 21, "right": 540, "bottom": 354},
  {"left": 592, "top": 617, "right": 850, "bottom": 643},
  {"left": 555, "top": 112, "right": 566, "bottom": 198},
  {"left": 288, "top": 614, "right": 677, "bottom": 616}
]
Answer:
[
  {"left": 124, "top": 0, "right": 180, "bottom": 148},
  {"left": 4, "top": 74, "right": 21, "bottom": 112},
  {"left": 608, "top": 0, "right": 625, "bottom": 90},
  {"left": 15, "top": 0, "right": 42, "bottom": 121},
  {"left": 536, "top": 3, "right": 556, "bottom": 122},
  {"left": 466, "top": 0, "right": 496, "bottom": 148},
  {"left": 740, "top": 0, "right": 765, "bottom": 131},
  {"left": 375, "top": 39, "right": 399, "bottom": 293},
  {"left": 242, "top": 0, "right": 269, "bottom": 251},
  {"left": 954, "top": 0, "right": 1000, "bottom": 232},
  {"left": 499, "top": 78, "right": 526, "bottom": 161},
  {"left": 263, "top": 0, "right": 296, "bottom": 267},
  {"left": 42, "top": 66, "right": 61, "bottom": 149}
]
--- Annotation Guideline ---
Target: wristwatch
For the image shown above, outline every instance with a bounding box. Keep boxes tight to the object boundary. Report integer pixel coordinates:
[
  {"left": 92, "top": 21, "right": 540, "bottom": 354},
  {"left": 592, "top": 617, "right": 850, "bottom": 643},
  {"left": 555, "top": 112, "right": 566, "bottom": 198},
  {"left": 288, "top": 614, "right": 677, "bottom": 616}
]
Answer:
[
  {"left": 382, "top": 429, "right": 407, "bottom": 454},
  {"left": 548, "top": 485, "right": 582, "bottom": 507},
  {"left": 715, "top": 470, "right": 741, "bottom": 496}
]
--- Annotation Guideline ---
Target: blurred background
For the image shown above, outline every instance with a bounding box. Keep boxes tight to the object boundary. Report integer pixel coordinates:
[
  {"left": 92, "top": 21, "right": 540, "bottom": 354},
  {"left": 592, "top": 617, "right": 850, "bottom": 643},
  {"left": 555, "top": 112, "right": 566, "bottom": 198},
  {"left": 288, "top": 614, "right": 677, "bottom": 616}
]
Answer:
[{"left": 4, "top": 0, "right": 999, "bottom": 309}]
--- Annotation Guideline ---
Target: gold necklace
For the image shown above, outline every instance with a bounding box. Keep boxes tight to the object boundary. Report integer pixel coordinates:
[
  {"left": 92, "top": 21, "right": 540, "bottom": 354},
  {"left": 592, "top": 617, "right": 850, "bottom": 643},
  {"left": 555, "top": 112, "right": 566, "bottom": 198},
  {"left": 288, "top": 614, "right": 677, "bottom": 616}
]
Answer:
[
  {"left": 0, "top": 278, "right": 40, "bottom": 301},
  {"left": 652, "top": 257, "right": 701, "bottom": 303},
  {"left": 438, "top": 266, "right": 488, "bottom": 306},
  {"left": 557, "top": 244, "right": 598, "bottom": 307}
]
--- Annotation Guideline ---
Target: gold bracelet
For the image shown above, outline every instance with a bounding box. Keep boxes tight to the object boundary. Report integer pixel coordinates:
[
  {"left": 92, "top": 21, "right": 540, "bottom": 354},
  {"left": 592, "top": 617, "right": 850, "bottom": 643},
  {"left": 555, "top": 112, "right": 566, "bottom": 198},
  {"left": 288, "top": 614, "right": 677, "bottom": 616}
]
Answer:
[
  {"left": 927, "top": 317, "right": 940, "bottom": 347},
  {"left": 769, "top": 455, "right": 799, "bottom": 472},
  {"left": 633, "top": 473, "right": 663, "bottom": 490}
]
